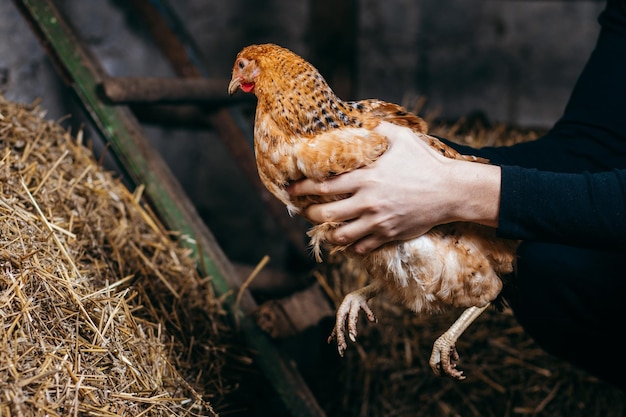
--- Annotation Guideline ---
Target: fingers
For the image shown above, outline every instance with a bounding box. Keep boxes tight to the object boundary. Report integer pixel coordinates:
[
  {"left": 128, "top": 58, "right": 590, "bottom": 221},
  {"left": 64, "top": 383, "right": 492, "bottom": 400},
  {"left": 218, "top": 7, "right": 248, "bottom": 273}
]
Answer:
[
  {"left": 289, "top": 176, "right": 394, "bottom": 254},
  {"left": 289, "top": 172, "right": 366, "bottom": 224},
  {"left": 351, "top": 235, "right": 387, "bottom": 254},
  {"left": 325, "top": 217, "right": 390, "bottom": 254},
  {"left": 304, "top": 197, "right": 358, "bottom": 224},
  {"left": 300, "top": 197, "right": 389, "bottom": 253},
  {"left": 324, "top": 218, "right": 375, "bottom": 247},
  {"left": 288, "top": 172, "right": 359, "bottom": 198}
]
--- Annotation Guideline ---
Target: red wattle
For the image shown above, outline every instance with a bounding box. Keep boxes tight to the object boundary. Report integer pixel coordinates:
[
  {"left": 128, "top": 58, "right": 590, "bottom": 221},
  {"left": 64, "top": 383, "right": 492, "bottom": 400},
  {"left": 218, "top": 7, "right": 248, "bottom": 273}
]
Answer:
[{"left": 241, "top": 82, "right": 255, "bottom": 93}]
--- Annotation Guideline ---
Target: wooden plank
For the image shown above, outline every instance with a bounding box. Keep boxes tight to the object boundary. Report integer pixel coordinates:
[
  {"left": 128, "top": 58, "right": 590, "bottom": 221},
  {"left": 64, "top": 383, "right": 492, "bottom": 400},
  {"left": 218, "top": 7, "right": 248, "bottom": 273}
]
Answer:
[{"left": 11, "top": 1, "right": 325, "bottom": 416}]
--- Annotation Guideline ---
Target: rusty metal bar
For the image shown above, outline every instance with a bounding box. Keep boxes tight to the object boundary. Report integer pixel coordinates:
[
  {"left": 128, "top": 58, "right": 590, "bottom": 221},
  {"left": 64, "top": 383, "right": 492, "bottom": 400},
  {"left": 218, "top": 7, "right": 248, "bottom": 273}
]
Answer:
[
  {"left": 100, "top": 76, "right": 239, "bottom": 104},
  {"left": 12, "top": 0, "right": 324, "bottom": 416},
  {"left": 126, "top": 0, "right": 311, "bottom": 262}
]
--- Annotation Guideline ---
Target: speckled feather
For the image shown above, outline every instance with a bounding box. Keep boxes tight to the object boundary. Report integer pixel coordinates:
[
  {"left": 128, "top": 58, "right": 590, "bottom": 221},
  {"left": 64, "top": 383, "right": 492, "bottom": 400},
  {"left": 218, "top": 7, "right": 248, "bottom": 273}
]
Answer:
[{"left": 229, "top": 43, "right": 517, "bottom": 318}]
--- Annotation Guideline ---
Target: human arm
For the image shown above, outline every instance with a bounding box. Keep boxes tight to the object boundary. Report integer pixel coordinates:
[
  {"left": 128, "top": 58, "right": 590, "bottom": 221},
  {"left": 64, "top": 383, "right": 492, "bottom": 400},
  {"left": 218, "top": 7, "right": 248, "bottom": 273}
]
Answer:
[
  {"left": 289, "top": 124, "right": 626, "bottom": 253},
  {"left": 288, "top": 122, "right": 502, "bottom": 254},
  {"left": 289, "top": 0, "right": 626, "bottom": 253},
  {"left": 452, "top": 0, "right": 626, "bottom": 249}
]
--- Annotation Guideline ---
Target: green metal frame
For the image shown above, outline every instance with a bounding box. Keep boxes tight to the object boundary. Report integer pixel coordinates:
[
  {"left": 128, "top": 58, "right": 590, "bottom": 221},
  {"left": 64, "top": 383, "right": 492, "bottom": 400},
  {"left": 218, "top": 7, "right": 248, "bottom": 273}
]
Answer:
[{"left": 12, "top": 1, "right": 325, "bottom": 416}]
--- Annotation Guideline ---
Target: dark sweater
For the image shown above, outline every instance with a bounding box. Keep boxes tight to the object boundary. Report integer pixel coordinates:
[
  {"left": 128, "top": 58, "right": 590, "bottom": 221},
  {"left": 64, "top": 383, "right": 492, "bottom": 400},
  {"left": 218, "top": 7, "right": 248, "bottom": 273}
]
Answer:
[{"left": 445, "top": 0, "right": 626, "bottom": 250}]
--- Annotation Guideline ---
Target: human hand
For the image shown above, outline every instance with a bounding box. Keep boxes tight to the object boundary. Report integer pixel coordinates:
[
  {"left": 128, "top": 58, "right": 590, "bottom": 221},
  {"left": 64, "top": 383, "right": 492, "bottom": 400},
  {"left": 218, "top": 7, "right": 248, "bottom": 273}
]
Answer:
[
  {"left": 288, "top": 122, "right": 501, "bottom": 254},
  {"left": 288, "top": 122, "right": 469, "bottom": 253}
]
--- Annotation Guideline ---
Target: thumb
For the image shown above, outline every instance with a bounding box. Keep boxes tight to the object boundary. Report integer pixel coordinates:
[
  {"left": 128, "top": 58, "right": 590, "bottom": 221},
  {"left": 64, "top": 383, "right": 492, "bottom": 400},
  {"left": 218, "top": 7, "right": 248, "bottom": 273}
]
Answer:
[
  {"left": 374, "top": 122, "right": 442, "bottom": 156},
  {"left": 373, "top": 121, "right": 421, "bottom": 142}
]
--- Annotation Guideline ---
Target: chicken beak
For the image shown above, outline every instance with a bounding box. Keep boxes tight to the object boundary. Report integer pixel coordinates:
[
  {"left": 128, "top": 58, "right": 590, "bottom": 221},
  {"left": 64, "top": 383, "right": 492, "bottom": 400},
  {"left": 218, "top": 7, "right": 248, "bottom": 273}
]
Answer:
[{"left": 228, "top": 77, "right": 241, "bottom": 95}]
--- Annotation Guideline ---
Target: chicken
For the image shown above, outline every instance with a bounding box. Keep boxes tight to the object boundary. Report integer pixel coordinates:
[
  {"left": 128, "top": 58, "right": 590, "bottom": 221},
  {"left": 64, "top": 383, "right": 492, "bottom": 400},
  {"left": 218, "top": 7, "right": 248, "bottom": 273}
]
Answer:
[{"left": 228, "top": 43, "right": 518, "bottom": 380}]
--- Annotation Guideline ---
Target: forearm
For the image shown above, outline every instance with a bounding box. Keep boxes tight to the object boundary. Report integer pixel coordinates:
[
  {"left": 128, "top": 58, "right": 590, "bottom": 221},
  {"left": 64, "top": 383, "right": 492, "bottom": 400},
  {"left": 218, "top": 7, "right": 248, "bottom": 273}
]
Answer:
[
  {"left": 445, "top": 160, "right": 501, "bottom": 229},
  {"left": 448, "top": 162, "right": 626, "bottom": 250}
]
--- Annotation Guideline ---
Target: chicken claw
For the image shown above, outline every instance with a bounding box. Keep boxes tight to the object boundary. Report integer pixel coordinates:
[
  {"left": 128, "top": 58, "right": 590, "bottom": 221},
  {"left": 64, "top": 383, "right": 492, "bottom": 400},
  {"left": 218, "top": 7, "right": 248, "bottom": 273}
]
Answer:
[
  {"left": 428, "top": 305, "right": 490, "bottom": 379},
  {"left": 429, "top": 333, "right": 465, "bottom": 380},
  {"left": 328, "top": 285, "right": 378, "bottom": 356}
]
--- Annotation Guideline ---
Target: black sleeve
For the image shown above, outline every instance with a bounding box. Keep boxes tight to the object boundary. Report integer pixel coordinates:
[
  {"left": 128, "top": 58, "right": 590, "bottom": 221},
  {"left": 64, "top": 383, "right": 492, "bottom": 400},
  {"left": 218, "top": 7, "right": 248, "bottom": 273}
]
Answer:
[
  {"left": 445, "top": 0, "right": 626, "bottom": 248},
  {"left": 497, "top": 166, "right": 626, "bottom": 249}
]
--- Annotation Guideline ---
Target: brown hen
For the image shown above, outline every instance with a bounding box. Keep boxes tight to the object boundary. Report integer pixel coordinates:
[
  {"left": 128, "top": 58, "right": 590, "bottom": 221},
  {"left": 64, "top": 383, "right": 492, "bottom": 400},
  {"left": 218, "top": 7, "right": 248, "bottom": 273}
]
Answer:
[{"left": 228, "top": 43, "right": 518, "bottom": 380}]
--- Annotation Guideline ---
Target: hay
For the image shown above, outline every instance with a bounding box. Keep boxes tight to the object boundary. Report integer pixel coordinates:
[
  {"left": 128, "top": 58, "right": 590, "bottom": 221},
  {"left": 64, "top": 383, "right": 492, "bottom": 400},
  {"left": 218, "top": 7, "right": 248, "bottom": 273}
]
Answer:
[
  {"left": 311, "top": 121, "right": 626, "bottom": 417},
  {"left": 0, "top": 95, "right": 250, "bottom": 416},
  {"left": 319, "top": 260, "right": 626, "bottom": 416}
]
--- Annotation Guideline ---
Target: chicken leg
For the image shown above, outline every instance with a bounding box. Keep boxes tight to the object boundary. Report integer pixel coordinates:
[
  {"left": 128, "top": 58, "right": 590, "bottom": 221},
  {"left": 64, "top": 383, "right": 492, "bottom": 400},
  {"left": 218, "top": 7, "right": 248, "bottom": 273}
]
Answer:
[
  {"left": 429, "top": 304, "right": 489, "bottom": 380},
  {"left": 328, "top": 284, "right": 379, "bottom": 356}
]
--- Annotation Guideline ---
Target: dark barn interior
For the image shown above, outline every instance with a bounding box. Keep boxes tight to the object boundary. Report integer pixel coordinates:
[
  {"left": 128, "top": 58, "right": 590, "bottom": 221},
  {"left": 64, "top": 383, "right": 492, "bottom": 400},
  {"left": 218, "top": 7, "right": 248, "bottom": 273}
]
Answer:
[{"left": 1, "top": 0, "right": 624, "bottom": 416}]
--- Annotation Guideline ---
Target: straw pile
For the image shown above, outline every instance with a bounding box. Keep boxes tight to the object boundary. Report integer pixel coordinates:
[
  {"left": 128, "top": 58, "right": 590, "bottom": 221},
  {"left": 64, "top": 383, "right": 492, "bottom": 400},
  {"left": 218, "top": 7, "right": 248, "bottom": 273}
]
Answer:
[
  {"left": 0, "top": 95, "right": 250, "bottom": 416},
  {"left": 310, "top": 117, "right": 626, "bottom": 417}
]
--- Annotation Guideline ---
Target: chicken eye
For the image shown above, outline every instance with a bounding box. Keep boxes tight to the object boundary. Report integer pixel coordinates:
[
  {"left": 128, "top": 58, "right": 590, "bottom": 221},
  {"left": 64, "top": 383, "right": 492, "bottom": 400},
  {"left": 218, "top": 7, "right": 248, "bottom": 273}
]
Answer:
[{"left": 238, "top": 60, "right": 245, "bottom": 69}]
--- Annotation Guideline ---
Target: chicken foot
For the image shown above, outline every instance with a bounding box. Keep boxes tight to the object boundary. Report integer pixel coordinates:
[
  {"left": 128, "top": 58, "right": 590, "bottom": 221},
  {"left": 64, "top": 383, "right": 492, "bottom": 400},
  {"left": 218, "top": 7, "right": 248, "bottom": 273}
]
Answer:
[
  {"left": 328, "top": 284, "right": 379, "bottom": 356},
  {"left": 429, "top": 304, "right": 489, "bottom": 380}
]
